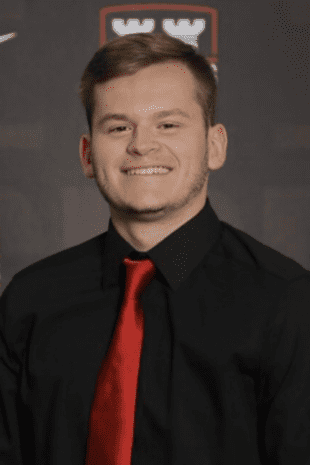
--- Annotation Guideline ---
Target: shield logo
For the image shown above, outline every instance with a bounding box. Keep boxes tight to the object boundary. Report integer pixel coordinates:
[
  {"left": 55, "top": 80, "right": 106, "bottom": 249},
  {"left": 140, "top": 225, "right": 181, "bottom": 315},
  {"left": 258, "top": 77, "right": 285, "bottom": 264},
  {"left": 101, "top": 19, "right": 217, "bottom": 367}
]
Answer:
[{"left": 99, "top": 3, "right": 219, "bottom": 81}]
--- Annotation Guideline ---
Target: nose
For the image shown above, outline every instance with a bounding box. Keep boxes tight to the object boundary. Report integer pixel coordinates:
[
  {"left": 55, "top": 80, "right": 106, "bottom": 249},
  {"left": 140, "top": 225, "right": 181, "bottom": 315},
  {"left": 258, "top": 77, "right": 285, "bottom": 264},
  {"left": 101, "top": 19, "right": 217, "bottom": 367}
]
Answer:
[{"left": 127, "top": 126, "right": 160, "bottom": 156}]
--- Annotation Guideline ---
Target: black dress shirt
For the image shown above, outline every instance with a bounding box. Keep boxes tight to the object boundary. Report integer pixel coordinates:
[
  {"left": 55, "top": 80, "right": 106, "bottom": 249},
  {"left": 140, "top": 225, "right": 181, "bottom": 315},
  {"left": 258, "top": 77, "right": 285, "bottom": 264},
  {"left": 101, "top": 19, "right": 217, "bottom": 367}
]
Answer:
[{"left": 1, "top": 197, "right": 310, "bottom": 465}]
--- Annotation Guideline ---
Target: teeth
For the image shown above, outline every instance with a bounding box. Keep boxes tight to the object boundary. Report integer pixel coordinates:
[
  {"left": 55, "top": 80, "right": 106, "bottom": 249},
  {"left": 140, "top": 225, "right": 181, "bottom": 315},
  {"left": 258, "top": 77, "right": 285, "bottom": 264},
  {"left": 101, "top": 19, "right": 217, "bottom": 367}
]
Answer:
[{"left": 127, "top": 166, "right": 169, "bottom": 175}]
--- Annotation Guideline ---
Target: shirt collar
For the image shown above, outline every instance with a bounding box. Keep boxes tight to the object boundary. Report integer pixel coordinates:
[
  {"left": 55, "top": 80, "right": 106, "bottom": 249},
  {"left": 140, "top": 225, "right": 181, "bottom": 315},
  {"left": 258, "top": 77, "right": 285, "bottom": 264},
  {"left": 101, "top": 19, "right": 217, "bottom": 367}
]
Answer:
[{"left": 102, "top": 197, "right": 221, "bottom": 291}]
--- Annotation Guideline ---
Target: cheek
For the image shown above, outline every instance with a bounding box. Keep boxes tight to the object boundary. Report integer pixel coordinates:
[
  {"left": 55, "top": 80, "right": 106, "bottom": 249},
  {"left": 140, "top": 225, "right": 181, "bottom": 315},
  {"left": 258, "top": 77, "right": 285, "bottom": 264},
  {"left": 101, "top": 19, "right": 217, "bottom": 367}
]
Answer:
[
  {"left": 92, "top": 139, "right": 111, "bottom": 163},
  {"left": 97, "top": 138, "right": 124, "bottom": 154}
]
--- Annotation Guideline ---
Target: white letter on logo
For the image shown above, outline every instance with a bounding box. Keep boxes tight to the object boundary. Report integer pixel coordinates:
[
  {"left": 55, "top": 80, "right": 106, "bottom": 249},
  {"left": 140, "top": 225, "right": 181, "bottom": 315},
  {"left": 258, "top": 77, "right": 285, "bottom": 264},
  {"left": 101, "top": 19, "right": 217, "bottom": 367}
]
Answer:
[
  {"left": 162, "top": 19, "right": 205, "bottom": 48},
  {"left": 112, "top": 18, "right": 155, "bottom": 36}
]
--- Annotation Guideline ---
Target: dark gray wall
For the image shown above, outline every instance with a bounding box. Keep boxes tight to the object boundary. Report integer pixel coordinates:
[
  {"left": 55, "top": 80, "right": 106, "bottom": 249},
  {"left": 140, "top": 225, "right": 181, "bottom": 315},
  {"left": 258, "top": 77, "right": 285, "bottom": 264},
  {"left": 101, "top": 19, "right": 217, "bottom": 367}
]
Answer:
[{"left": 1, "top": 0, "right": 309, "bottom": 294}]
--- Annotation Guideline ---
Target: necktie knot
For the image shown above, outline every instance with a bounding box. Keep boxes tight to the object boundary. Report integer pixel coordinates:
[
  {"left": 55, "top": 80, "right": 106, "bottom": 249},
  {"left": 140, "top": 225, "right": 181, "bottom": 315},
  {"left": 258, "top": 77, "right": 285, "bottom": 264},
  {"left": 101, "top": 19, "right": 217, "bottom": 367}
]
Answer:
[{"left": 122, "top": 257, "right": 156, "bottom": 302}]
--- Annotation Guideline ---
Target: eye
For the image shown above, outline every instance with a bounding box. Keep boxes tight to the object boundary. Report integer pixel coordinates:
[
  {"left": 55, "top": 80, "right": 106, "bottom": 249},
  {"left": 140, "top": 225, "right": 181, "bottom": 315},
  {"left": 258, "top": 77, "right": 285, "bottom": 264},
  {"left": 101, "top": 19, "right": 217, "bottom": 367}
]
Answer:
[
  {"left": 108, "top": 126, "right": 128, "bottom": 133},
  {"left": 107, "top": 123, "right": 179, "bottom": 133},
  {"left": 161, "top": 124, "right": 179, "bottom": 129}
]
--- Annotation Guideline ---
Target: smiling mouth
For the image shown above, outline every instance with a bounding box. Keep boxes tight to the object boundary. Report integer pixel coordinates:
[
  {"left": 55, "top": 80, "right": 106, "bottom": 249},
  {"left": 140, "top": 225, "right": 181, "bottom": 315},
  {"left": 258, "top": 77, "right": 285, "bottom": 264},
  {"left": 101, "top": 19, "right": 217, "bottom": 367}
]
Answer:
[
  {"left": 123, "top": 166, "right": 173, "bottom": 173},
  {"left": 123, "top": 166, "right": 173, "bottom": 176}
]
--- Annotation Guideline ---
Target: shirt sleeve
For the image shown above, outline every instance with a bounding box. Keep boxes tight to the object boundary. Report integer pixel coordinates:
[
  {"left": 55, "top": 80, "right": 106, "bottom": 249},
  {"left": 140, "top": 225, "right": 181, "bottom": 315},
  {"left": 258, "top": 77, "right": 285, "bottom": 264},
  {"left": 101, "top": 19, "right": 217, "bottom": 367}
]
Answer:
[
  {"left": 257, "top": 273, "right": 310, "bottom": 464},
  {"left": 0, "top": 281, "right": 25, "bottom": 465}
]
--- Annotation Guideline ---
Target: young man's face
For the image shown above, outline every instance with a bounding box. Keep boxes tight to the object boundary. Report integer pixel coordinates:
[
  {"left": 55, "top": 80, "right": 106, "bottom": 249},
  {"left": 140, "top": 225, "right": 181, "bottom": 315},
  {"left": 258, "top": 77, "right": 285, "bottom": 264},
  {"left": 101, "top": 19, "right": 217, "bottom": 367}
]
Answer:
[{"left": 79, "top": 60, "right": 227, "bottom": 224}]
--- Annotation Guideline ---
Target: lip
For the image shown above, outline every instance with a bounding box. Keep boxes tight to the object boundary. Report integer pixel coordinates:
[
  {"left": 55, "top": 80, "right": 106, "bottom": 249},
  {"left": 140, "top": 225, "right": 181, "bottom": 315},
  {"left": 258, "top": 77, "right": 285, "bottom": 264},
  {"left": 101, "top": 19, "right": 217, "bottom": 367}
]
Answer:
[{"left": 121, "top": 166, "right": 173, "bottom": 172}]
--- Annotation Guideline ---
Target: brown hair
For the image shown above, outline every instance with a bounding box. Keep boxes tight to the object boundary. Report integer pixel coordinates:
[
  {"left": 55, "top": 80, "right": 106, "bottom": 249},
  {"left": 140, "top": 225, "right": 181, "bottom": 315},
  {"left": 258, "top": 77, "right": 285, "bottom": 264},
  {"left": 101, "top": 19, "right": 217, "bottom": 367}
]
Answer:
[{"left": 78, "top": 32, "right": 217, "bottom": 136}]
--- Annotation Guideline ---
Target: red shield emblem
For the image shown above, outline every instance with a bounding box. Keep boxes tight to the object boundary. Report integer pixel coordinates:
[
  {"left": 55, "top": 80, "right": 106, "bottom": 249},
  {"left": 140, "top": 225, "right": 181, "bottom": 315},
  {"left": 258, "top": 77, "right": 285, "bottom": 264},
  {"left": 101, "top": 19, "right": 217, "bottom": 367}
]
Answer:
[{"left": 99, "top": 3, "right": 219, "bottom": 80}]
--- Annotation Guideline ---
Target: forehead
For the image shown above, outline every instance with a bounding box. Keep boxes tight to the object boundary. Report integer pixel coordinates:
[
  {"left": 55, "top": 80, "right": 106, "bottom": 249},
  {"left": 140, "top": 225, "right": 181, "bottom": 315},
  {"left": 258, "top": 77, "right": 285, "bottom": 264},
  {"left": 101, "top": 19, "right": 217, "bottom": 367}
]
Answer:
[{"left": 94, "top": 61, "right": 198, "bottom": 108}]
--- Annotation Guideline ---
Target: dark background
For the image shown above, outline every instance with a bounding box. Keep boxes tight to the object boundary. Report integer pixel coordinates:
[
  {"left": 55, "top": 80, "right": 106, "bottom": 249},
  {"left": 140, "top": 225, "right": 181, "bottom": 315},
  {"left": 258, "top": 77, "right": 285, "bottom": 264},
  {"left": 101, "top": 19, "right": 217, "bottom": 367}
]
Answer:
[{"left": 0, "top": 0, "right": 309, "bottom": 295}]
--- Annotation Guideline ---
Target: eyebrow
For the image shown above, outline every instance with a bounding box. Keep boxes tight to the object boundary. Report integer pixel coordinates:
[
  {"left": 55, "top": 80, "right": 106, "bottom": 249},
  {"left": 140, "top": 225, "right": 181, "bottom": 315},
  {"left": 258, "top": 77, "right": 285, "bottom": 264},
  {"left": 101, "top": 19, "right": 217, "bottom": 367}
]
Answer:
[{"left": 97, "top": 109, "right": 191, "bottom": 128}]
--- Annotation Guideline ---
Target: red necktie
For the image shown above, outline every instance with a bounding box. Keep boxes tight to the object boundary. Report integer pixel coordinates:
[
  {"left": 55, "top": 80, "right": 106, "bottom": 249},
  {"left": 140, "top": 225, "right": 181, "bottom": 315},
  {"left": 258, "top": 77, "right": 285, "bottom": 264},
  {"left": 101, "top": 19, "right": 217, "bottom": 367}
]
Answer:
[{"left": 85, "top": 256, "right": 156, "bottom": 465}]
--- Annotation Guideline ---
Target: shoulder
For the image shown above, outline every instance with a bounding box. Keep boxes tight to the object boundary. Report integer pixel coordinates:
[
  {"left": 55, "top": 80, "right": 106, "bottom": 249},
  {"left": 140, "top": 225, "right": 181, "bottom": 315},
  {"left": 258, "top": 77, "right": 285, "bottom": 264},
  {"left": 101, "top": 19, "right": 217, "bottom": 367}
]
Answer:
[
  {"left": 1, "top": 232, "right": 108, "bottom": 301},
  {"left": 220, "top": 220, "right": 309, "bottom": 283}
]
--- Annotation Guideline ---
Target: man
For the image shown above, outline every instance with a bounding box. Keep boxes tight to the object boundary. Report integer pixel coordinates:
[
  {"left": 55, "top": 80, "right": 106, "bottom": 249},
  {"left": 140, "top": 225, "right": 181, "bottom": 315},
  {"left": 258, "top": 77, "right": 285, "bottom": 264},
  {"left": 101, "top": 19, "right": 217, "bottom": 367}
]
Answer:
[
  {"left": 78, "top": 58, "right": 227, "bottom": 252},
  {"left": 1, "top": 32, "right": 310, "bottom": 465}
]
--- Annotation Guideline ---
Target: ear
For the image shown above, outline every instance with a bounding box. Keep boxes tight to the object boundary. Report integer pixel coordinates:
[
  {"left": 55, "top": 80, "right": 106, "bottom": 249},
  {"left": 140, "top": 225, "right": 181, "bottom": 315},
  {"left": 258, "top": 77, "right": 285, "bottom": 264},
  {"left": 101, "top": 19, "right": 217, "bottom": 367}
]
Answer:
[
  {"left": 207, "top": 123, "right": 228, "bottom": 171},
  {"left": 79, "top": 133, "right": 94, "bottom": 178}
]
